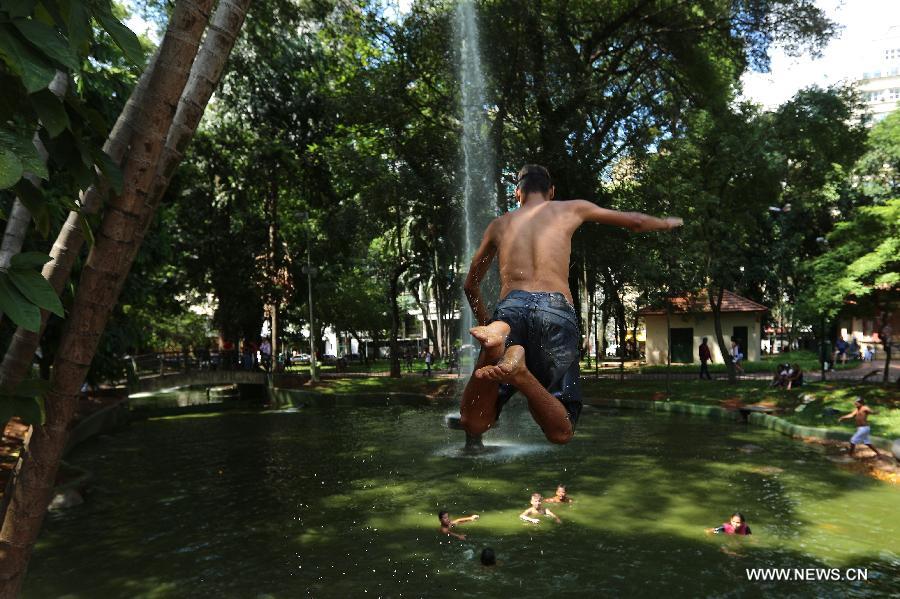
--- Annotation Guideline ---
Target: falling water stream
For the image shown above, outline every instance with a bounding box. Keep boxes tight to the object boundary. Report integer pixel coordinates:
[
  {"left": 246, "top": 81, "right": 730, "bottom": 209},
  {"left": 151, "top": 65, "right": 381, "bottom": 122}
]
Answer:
[{"left": 454, "top": 0, "right": 495, "bottom": 347}]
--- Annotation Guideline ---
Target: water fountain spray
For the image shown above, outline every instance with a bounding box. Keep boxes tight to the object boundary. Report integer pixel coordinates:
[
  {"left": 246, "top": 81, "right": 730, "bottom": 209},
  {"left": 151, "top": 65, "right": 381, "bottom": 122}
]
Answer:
[{"left": 450, "top": 0, "right": 496, "bottom": 452}]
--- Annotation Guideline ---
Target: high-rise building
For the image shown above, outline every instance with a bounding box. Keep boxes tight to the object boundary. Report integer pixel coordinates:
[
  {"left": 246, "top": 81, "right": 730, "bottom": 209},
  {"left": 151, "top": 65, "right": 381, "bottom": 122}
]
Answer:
[{"left": 858, "top": 26, "right": 900, "bottom": 121}]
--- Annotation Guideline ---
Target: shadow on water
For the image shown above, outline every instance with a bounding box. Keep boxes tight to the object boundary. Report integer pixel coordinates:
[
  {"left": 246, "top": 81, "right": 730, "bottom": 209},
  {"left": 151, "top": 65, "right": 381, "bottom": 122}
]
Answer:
[{"left": 25, "top": 403, "right": 900, "bottom": 598}]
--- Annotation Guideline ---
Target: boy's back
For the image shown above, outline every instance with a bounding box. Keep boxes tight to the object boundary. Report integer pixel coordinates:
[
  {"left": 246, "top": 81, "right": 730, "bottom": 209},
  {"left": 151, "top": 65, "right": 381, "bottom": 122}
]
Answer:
[{"left": 489, "top": 201, "right": 581, "bottom": 303}]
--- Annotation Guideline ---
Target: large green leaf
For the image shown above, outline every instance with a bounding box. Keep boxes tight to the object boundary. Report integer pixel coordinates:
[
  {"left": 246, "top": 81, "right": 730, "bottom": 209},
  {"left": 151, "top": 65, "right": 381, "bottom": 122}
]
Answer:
[
  {"left": 10, "top": 251, "right": 52, "bottom": 270},
  {"left": 79, "top": 212, "right": 94, "bottom": 249},
  {"left": 95, "top": 11, "right": 144, "bottom": 67},
  {"left": 13, "top": 18, "right": 80, "bottom": 71},
  {"left": 8, "top": 267, "right": 64, "bottom": 317},
  {"left": 0, "top": 148, "right": 24, "bottom": 189},
  {"left": 66, "top": 0, "right": 91, "bottom": 54},
  {"left": 1, "top": 0, "right": 38, "bottom": 19},
  {"left": 0, "top": 396, "right": 44, "bottom": 426},
  {"left": 11, "top": 377, "right": 49, "bottom": 398},
  {"left": 0, "top": 128, "right": 48, "bottom": 180},
  {"left": 91, "top": 147, "right": 123, "bottom": 194},
  {"left": 0, "top": 272, "right": 41, "bottom": 331},
  {"left": 12, "top": 179, "right": 50, "bottom": 236},
  {"left": 31, "top": 88, "right": 70, "bottom": 137},
  {"left": 0, "top": 24, "right": 55, "bottom": 92}
]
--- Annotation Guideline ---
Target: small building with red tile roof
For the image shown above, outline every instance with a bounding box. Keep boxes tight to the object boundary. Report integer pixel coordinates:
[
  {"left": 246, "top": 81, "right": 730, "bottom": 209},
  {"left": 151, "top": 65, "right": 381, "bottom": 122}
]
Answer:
[{"left": 637, "top": 290, "right": 768, "bottom": 365}]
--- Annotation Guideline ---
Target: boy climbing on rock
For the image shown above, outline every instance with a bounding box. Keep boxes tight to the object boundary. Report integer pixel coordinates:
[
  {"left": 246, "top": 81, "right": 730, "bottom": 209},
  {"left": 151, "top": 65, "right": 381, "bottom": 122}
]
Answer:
[{"left": 461, "top": 164, "right": 682, "bottom": 444}]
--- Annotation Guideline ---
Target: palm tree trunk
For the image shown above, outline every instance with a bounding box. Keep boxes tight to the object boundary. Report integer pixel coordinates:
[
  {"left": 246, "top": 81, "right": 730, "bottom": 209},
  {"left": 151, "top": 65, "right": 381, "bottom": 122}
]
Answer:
[
  {"left": 0, "top": 1, "right": 216, "bottom": 593},
  {"left": 0, "top": 0, "right": 250, "bottom": 393}
]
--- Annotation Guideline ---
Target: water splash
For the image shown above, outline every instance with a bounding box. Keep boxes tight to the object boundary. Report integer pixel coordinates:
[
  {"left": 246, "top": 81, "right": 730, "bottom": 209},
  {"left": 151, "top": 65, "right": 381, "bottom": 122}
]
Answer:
[
  {"left": 434, "top": 440, "right": 554, "bottom": 462},
  {"left": 454, "top": 0, "right": 496, "bottom": 359}
]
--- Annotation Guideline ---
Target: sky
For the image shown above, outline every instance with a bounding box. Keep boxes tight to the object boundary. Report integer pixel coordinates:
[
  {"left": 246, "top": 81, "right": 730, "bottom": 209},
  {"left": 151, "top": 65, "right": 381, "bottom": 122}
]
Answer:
[
  {"left": 740, "top": 0, "right": 900, "bottom": 108},
  {"left": 125, "top": 0, "right": 900, "bottom": 110}
]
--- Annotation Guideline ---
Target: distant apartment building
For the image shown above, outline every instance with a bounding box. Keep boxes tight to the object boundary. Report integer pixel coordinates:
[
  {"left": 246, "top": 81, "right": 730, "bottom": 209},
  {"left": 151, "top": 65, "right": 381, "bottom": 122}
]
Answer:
[{"left": 858, "top": 27, "right": 900, "bottom": 121}]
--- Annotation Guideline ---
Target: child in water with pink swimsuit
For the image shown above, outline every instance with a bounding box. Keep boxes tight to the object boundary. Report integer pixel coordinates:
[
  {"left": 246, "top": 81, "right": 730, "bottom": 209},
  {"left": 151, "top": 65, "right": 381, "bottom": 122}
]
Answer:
[{"left": 706, "top": 512, "right": 752, "bottom": 535}]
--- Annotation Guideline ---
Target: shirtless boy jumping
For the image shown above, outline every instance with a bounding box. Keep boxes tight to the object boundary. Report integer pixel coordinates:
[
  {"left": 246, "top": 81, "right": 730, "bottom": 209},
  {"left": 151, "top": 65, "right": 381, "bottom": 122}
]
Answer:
[{"left": 461, "top": 164, "right": 682, "bottom": 444}]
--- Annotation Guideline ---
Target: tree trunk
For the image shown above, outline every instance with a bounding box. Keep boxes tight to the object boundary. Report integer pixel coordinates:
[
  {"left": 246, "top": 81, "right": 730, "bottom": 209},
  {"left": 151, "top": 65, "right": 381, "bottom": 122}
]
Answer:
[
  {"left": 410, "top": 283, "right": 437, "bottom": 357},
  {"left": 0, "top": 0, "right": 250, "bottom": 393},
  {"left": 708, "top": 287, "right": 735, "bottom": 384},
  {"left": 0, "top": 0, "right": 219, "bottom": 592},
  {"left": 617, "top": 295, "right": 625, "bottom": 382},
  {"left": 580, "top": 261, "right": 591, "bottom": 358},
  {"left": 388, "top": 267, "right": 403, "bottom": 378}
]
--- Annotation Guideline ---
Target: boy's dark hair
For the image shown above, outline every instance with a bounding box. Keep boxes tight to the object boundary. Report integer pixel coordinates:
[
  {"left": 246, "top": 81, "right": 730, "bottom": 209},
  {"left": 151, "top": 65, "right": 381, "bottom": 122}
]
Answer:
[
  {"left": 855, "top": 397, "right": 864, "bottom": 405},
  {"left": 480, "top": 547, "right": 496, "bottom": 566},
  {"left": 516, "top": 164, "right": 552, "bottom": 195},
  {"left": 438, "top": 510, "right": 448, "bottom": 520}
]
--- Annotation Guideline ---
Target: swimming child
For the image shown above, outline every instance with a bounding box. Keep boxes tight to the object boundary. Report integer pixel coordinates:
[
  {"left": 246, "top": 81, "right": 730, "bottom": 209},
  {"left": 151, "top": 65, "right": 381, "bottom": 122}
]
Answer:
[
  {"left": 519, "top": 493, "right": 561, "bottom": 524},
  {"left": 543, "top": 484, "right": 572, "bottom": 504},
  {"left": 480, "top": 547, "right": 496, "bottom": 567},
  {"left": 438, "top": 510, "right": 479, "bottom": 540},
  {"left": 706, "top": 512, "right": 751, "bottom": 535}
]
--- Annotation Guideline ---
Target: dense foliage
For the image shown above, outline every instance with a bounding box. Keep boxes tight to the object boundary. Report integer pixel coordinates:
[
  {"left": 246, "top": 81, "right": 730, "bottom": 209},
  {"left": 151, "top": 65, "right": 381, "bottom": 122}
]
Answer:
[{"left": 4, "top": 0, "right": 898, "bottom": 380}]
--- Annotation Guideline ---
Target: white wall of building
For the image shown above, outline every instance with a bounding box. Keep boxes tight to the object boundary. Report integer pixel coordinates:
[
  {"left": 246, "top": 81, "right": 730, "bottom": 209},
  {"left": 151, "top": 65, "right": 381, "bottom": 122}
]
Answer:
[
  {"left": 859, "top": 27, "right": 900, "bottom": 121},
  {"left": 644, "top": 312, "right": 763, "bottom": 365}
]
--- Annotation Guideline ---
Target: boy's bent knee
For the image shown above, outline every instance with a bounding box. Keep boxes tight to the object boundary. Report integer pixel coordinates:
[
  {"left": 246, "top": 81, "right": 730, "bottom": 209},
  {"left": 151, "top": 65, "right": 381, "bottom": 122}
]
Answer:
[{"left": 545, "top": 426, "right": 573, "bottom": 445}]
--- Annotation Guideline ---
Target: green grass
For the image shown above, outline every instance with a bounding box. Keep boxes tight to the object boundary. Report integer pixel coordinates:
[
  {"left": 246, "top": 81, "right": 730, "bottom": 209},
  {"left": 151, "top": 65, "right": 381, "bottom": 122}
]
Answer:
[
  {"left": 284, "top": 357, "right": 463, "bottom": 375},
  {"left": 581, "top": 378, "right": 900, "bottom": 438}
]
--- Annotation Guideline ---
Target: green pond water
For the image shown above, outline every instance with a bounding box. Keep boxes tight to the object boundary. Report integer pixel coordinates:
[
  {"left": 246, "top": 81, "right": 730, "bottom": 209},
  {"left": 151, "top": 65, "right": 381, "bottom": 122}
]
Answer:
[{"left": 25, "top": 399, "right": 900, "bottom": 598}]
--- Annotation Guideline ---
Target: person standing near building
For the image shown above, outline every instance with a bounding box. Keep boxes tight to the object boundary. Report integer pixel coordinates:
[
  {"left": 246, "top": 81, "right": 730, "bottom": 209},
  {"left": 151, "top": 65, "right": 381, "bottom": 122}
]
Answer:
[
  {"left": 424, "top": 350, "right": 433, "bottom": 376},
  {"left": 698, "top": 337, "right": 712, "bottom": 380},
  {"left": 730, "top": 337, "right": 745, "bottom": 375},
  {"left": 259, "top": 337, "right": 272, "bottom": 372}
]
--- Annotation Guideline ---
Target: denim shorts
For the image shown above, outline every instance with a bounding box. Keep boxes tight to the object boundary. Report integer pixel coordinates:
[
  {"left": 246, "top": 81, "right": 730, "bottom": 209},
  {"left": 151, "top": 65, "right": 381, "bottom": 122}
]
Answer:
[{"left": 492, "top": 290, "right": 582, "bottom": 427}]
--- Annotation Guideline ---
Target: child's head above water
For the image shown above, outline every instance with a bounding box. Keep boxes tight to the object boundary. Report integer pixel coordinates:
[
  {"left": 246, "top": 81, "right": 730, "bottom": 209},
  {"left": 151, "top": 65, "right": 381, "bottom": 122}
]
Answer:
[
  {"left": 530, "top": 493, "right": 543, "bottom": 507},
  {"left": 480, "top": 547, "right": 496, "bottom": 566}
]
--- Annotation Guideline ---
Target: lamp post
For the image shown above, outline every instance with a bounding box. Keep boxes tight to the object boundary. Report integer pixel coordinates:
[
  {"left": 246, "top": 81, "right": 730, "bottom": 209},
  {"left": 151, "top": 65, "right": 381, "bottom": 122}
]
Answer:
[{"left": 302, "top": 211, "right": 319, "bottom": 382}]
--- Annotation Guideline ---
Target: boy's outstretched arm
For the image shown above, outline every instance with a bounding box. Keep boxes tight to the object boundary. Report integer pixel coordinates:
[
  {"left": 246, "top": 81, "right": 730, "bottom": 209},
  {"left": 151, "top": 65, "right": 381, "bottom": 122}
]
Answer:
[
  {"left": 464, "top": 222, "right": 498, "bottom": 326},
  {"left": 452, "top": 515, "right": 480, "bottom": 524},
  {"left": 572, "top": 200, "right": 683, "bottom": 232},
  {"left": 838, "top": 408, "right": 857, "bottom": 421}
]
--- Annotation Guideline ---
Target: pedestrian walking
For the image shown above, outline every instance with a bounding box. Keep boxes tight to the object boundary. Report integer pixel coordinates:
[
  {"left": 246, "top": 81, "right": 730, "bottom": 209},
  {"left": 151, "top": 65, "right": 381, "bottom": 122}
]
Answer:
[{"left": 698, "top": 337, "right": 712, "bottom": 380}]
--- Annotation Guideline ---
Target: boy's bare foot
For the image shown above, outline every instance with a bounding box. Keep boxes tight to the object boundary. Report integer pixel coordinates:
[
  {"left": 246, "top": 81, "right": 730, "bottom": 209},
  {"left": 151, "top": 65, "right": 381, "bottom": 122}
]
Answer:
[
  {"left": 475, "top": 345, "right": 525, "bottom": 384},
  {"left": 470, "top": 321, "right": 511, "bottom": 350}
]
